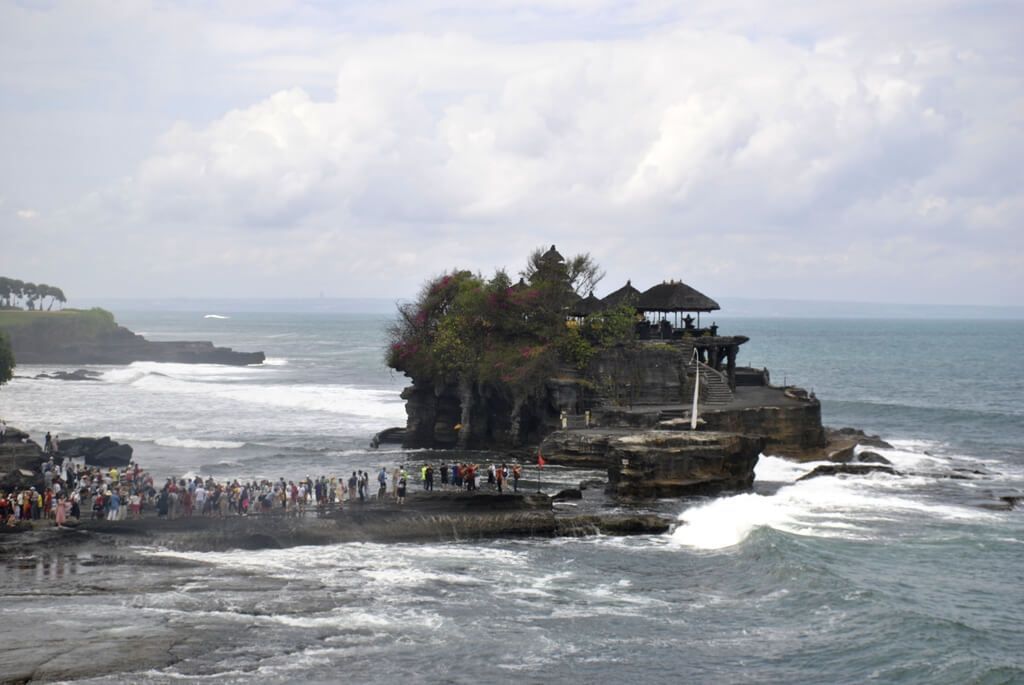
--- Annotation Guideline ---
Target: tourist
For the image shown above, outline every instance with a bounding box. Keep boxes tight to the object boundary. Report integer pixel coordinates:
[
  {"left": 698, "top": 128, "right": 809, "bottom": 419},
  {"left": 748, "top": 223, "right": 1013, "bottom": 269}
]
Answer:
[
  {"left": 512, "top": 464, "right": 522, "bottom": 492},
  {"left": 397, "top": 471, "right": 407, "bottom": 504},
  {"left": 378, "top": 468, "right": 387, "bottom": 499},
  {"left": 54, "top": 495, "right": 66, "bottom": 526},
  {"left": 107, "top": 489, "right": 121, "bottom": 520}
]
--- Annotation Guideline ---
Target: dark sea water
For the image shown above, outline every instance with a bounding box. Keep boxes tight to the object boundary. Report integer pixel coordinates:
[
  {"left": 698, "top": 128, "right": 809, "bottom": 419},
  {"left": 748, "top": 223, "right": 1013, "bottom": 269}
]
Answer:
[{"left": 2, "top": 311, "right": 1022, "bottom": 684}]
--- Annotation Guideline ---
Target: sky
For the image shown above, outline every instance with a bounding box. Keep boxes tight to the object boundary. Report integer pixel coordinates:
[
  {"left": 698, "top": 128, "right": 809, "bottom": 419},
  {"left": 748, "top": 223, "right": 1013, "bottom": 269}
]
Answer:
[{"left": 1, "top": 0, "right": 1022, "bottom": 306}]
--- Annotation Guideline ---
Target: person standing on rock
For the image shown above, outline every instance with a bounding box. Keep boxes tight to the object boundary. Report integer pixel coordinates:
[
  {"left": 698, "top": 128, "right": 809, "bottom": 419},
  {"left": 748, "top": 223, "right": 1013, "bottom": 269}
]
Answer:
[
  {"left": 107, "top": 489, "right": 120, "bottom": 521},
  {"left": 397, "top": 471, "right": 407, "bottom": 504},
  {"left": 0, "top": 419, "right": 6, "bottom": 443},
  {"left": 378, "top": 468, "right": 387, "bottom": 499},
  {"left": 44, "top": 432, "right": 52, "bottom": 453}
]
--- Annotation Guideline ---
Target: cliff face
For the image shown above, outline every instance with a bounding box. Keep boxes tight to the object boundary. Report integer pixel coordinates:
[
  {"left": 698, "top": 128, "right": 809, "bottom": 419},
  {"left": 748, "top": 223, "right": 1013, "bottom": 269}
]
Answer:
[
  {"left": 700, "top": 401, "right": 827, "bottom": 457},
  {"left": 399, "top": 345, "right": 679, "bottom": 449},
  {"left": 0, "top": 310, "right": 264, "bottom": 366},
  {"left": 397, "top": 342, "right": 828, "bottom": 498}
]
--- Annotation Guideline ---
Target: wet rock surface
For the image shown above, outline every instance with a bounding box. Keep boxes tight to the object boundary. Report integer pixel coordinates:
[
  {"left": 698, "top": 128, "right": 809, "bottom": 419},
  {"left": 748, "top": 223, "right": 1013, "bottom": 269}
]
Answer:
[
  {"left": 57, "top": 436, "right": 134, "bottom": 467},
  {"left": 797, "top": 463, "right": 900, "bottom": 481},
  {"left": 32, "top": 368, "right": 102, "bottom": 381},
  {"left": 541, "top": 428, "right": 762, "bottom": 498},
  {"left": 2, "top": 491, "right": 673, "bottom": 555}
]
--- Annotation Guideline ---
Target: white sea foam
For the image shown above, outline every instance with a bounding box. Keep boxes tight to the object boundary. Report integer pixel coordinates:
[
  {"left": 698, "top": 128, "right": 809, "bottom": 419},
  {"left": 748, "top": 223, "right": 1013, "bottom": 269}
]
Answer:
[
  {"left": 154, "top": 437, "right": 245, "bottom": 449},
  {"left": 203, "top": 314, "right": 230, "bottom": 319},
  {"left": 97, "top": 361, "right": 405, "bottom": 425},
  {"left": 101, "top": 361, "right": 263, "bottom": 384},
  {"left": 672, "top": 452, "right": 998, "bottom": 551},
  {"left": 261, "top": 357, "right": 289, "bottom": 366}
]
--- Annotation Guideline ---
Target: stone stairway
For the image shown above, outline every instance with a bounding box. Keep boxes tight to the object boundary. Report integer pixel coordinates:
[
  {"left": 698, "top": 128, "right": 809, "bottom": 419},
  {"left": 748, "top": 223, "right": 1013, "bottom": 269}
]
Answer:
[{"left": 685, "top": 360, "right": 733, "bottom": 406}]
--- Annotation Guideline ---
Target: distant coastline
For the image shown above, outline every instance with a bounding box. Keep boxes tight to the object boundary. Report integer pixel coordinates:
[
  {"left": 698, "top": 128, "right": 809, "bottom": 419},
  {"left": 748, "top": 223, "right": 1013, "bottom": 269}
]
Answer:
[
  {"left": 0, "top": 308, "right": 264, "bottom": 366},
  {"left": 69, "top": 296, "right": 1024, "bottom": 320}
]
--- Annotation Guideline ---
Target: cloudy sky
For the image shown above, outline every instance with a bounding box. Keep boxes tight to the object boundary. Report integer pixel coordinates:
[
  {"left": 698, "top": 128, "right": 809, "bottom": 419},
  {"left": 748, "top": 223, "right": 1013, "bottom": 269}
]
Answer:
[{"left": 2, "top": 0, "right": 1021, "bottom": 305}]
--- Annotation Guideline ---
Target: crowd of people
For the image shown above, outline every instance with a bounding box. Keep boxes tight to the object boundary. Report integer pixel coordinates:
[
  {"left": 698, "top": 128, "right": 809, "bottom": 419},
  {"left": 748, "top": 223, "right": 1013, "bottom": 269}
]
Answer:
[{"left": 0, "top": 452, "right": 529, "bottom": 527}]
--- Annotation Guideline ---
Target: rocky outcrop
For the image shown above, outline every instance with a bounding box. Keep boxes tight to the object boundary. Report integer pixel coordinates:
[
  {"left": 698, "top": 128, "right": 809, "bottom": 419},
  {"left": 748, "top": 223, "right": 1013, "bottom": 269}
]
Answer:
[
  {"left": 700, "top": 399, "right": 826, "bottom": 458},
  {"left": 57, "top": 436, "right": 133, "bottom": 467},
  {"left": 32, "top": 369, "right": 102, "bottom": 381},
  {"left": 540, "top": 428, "right": 762, "bottom": 498},
  {"left": 797, "top": 463, "right": 899, "bottom": 481},
  {"left": 0, "top": 427, "right": 45, "bottom": 488},
  {"left": 370, "top": 426, "right": 407, "bottom": 448},
  {"left": 2, "top": 309, "right": 264, "bottom": 366}
]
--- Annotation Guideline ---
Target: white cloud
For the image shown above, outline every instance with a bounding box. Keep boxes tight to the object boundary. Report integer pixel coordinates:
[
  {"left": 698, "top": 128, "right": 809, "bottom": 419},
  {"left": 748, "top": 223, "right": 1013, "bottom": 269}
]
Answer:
[
  {"left": 15, "top": 209, "right": 38, "bottom": 220},
  {"left": 1, "top": 1, "right": 1022, "bottom": 304}
]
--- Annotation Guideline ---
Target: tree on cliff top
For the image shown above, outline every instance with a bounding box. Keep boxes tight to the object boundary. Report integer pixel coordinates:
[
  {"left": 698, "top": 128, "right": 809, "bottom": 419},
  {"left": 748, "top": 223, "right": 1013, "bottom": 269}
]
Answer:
[
  {"left": 521, "top": 245, "right": 605, "bottom": 298},
  {"left": 386, "top": 248, "right": 630, "bottom": 447},
  {"left": 0, "top": 332, "right": 14, "bottom": 387},
  {"left": 0, "top": 277, "right": 67, "bottom": 310}
]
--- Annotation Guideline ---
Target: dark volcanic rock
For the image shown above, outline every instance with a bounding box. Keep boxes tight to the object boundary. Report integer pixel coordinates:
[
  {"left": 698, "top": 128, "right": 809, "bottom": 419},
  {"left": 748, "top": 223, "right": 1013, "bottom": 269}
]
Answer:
[
  {"left": 57, "top": 436, "right": 133, "bottom": 467},
  {"left": 830, "top": 427, "right": 893, "bottom": 449},
  {"left": 0, "top": 427, "right": 45, "bottom": 488},
  {"left": 371, "top": 426, "right": 407, "bottom": 448},
  {"left": 541, "top": 429, "right": 762, "bottom": 499},
  {"left": 555, "top": 514, "right": 673, "bottom": 536},
  {"left": 34, "top": 368, "right": 102, "bottom": 381},
  {"left": 855, "top": 450, "right": 892, "bottom": 465},
  {"left": 797, "top": 463, "right": 899, "bottom": 481},
  {"left": 552, "top": 488, "right": 583, "bottom": 501}
]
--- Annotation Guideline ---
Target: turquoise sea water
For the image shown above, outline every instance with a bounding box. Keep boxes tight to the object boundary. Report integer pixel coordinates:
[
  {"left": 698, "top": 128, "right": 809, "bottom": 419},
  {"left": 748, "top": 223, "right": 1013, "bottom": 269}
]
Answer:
[{"left": 1, "top": 310, "right": 1022, "bottom": 684}]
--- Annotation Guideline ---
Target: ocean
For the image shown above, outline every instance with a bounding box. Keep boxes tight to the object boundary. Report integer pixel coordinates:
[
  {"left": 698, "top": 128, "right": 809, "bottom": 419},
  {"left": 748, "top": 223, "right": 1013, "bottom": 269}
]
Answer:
[{"left": 1, "top": 310, "right": 1022, "bottom": 684}]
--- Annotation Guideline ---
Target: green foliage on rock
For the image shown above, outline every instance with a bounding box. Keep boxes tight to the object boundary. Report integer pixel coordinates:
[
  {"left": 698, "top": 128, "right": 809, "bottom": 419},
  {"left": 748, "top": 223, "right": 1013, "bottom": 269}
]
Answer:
[
  {"left": 387, "top": 248, "right": 628, "bottom": 396},
  {"left": 0, "top": 308, "right": 118, "bottom": 343},
  {"left": 0, "top": 331, "right": 13, "bottom": 386}
]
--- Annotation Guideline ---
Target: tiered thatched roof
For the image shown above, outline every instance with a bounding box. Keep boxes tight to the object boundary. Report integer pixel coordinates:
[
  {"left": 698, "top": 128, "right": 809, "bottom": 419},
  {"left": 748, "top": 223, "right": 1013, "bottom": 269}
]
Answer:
[{"left": 637, "top": 280, "right": 720, "bottom": 313}]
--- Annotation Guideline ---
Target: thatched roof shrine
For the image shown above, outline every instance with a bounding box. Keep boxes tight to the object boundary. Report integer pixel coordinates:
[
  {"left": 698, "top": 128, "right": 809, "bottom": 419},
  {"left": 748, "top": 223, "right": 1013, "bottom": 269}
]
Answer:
[
  {"left": 637, "top": 280, "right": 720, "bottom": 313},
  {"left": 569, "top": 293, "right": 605, "bottom": 317},
  {"left": 601, "top": 280, "right": 641, "bottom": 308}
]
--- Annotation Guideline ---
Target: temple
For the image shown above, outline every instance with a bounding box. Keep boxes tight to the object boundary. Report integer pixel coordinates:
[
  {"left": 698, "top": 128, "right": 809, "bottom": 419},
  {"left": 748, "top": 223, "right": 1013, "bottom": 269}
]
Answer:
[{"left": 390, "top": 245, "right": 830, "bottom": 498}]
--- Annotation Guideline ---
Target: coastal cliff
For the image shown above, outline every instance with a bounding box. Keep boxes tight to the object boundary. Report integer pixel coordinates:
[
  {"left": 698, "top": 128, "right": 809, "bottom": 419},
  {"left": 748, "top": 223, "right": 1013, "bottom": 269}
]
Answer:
[{"left": 0, "top": 309, "right": 264, "bottom": 366}]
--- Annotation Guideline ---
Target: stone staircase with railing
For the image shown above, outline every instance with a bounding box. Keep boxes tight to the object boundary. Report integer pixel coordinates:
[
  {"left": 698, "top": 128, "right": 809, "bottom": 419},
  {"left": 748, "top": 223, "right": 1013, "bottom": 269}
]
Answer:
[{"left": 684, "top": 360, "right": 733, "bottom": 405}]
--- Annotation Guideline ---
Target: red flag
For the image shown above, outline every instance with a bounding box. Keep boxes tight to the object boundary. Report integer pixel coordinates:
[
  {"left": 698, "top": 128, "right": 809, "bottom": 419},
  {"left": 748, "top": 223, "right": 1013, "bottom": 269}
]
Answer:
[{"left": 537, "top": 449, "right": 546, "bottom": 469}]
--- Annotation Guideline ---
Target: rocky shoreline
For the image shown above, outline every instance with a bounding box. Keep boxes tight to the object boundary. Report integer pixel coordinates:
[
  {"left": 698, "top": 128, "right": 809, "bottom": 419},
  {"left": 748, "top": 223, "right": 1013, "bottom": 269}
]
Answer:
[{"left": 0, "top": 491, "right": 673, "bottom": 552}]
